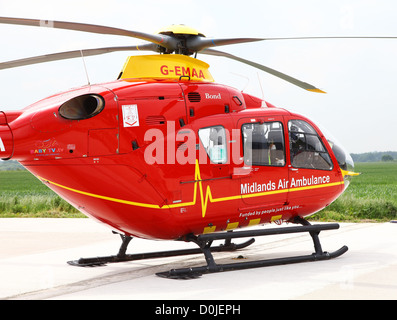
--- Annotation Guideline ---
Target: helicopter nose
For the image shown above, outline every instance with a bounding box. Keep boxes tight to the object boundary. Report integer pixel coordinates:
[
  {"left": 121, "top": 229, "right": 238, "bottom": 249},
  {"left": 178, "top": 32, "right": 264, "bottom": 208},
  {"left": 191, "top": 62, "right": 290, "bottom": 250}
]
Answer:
[
  {"left": 0, "top": 112, "right": 14, "bottom": 159},
  {"left": 330, "top": 141, "right": 359, "bottom": 189}
]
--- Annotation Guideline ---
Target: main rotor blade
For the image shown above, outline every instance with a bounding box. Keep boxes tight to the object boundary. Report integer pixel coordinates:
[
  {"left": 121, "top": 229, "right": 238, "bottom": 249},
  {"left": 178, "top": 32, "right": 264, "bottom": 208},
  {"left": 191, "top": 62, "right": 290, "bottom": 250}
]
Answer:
[
  {"left": 0, "top": 17, "right": 178, "bottom": 50},
  {"left": 0, "top": 44, "right": 159, "bottom": 70},
  {"left": 187, "top": 35, "right": 397, "bottom": 52},
  {"left": 262, "top": 36, "right": 397, "bottom": 41},
  {"left": 200, "top": 48, "right": 325, "bottom": 93},
  {"left": 187, "top": 37, "right": 265, "bottom": 52}
]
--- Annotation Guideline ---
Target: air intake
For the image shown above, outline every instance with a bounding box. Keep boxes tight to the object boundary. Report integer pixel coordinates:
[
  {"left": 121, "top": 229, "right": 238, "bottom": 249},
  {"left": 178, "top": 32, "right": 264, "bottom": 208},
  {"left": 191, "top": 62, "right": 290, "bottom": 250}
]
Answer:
[
  {"left": 59, "top": 94, "right": 105, "bottom": 120},
  {"left": 145, "top": 115, "right": 166, "bottom": 126},
  {"left": 188, "top": 92, "right": 201, "bottom": 103}
]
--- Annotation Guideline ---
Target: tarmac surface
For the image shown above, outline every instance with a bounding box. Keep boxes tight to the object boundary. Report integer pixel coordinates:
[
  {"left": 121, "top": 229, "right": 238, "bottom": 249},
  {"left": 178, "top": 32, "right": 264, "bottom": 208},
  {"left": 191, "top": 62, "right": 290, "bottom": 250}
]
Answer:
[{"left": 1, "top": 218, "right": 397, "bottom": 300}]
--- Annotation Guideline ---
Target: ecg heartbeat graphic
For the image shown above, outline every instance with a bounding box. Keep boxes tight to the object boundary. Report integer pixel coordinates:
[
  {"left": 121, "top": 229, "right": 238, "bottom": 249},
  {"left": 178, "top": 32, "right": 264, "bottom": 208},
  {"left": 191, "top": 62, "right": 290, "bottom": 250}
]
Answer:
[
  {"left": 155, "top": 159, "right": 240, "bottom": 218},
  {"left": 195, "top": 160, "right": 218, "bottom": 218}
]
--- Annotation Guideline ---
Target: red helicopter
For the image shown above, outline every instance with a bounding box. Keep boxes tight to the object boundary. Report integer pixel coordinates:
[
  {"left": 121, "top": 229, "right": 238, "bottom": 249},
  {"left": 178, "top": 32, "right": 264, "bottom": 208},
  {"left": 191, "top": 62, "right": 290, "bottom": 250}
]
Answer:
[{"left": 0, "top": 17, "right": 361, "bottom": 278}]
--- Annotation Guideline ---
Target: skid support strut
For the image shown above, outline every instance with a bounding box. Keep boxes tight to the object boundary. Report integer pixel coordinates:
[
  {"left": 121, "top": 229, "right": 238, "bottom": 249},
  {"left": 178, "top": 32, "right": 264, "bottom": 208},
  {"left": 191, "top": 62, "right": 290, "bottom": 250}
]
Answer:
[
  {"left": 67, "top": 232, "right": 255, "bottom": 268},
  {"left": 156, "top": 218, "right": 348, "bottom": 279}
]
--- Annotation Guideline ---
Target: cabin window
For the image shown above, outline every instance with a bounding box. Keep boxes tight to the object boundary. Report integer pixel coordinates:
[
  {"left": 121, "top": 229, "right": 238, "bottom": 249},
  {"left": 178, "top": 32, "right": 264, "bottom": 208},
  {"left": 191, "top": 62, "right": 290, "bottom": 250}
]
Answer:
[
  {"left": 242, "top": 121, "right": 285, "bottom": 166},
  {"left": 288, "top": 120, "right": 333, "bottom": 170},
  {"left": 198, "top": 126, "right": 227, "bottom": 164}
]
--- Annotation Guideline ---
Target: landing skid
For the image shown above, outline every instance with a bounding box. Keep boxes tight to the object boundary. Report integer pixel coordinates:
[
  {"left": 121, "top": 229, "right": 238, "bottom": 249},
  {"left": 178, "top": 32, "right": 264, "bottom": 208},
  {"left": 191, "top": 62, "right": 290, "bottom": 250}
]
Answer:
[
  {"left": 68, "top": 218, "right": 348, "bottom": 279},
  {"left": 67, "top": 233, "right": 255, "bottom": 268},
  {"left": 158, "top": 218, "right": 348, "bottom": 279}
]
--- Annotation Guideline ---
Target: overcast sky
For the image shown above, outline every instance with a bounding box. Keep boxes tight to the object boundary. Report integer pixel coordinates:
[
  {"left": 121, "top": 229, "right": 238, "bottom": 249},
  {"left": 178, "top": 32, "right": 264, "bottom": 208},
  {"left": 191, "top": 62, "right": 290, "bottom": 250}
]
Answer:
[{"left": 1, "top": 0, "right": 397, "bottom": 154}]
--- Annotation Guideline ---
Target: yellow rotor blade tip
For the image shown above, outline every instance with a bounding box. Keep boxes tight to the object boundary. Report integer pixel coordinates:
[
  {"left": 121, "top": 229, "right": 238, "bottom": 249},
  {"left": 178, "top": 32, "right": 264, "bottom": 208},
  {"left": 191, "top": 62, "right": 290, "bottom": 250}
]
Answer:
[{"left": 307, "top": 88, "right": 327, "bottom": 94}]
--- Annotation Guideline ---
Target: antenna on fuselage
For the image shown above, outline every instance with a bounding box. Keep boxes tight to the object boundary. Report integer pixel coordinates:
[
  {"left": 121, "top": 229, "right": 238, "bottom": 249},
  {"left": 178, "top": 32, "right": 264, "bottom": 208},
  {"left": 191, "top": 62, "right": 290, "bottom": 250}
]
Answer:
[
  {"left": 80, "top": 50, "right": 91, "bottom": 86},
  {"left": 257, "top": 72, "right": 265, "bottom": 99}
]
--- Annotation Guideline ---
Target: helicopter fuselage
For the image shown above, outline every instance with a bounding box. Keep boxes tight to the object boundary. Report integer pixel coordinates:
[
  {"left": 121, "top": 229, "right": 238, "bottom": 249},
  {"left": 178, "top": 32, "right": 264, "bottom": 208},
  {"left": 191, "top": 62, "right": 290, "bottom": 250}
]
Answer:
[{"left": 0, "top": 77, "right": 349, "bottom": 240}]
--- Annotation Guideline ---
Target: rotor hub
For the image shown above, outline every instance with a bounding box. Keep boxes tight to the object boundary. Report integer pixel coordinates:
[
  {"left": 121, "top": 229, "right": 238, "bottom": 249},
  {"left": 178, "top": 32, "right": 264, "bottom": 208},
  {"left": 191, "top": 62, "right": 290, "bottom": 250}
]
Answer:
[
  {"left": 156, "top": 25, "right": 205, "bottom": 55},
  {"left": 157, "top": 24, "right": 205, "bottom": 38}
]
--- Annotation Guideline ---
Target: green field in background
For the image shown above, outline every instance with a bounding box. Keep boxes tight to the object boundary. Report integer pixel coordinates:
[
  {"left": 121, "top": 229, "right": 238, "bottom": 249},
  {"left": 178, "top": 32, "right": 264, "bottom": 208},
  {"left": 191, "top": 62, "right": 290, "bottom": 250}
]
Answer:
[
  {"left": 312, "top": 162, "right": 397, "bottom": 222},
  {"left": 0, "top": 162, "right": 396, "bottom": 221},
  {"left": 0, "top": 170, "right": 82, "bottom": 217}
]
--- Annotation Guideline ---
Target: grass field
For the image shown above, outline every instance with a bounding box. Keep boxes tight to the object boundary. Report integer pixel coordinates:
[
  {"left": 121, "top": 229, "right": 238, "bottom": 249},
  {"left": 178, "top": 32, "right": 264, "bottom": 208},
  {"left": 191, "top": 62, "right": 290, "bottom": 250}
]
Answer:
[
  {"left": 0, "top": 170, "right": 82, "bottom": 218},
  {"left": 0, "top": 162, "right": 396, "bottom": 221},
  {"left": 312, "top": 162, "right": 397, "bottom": 222}
]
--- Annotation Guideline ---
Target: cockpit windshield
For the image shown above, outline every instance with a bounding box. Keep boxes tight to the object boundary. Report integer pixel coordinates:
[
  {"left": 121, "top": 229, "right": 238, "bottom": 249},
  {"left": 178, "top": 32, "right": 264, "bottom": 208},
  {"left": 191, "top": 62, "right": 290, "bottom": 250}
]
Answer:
[
  {"left": 315, "top": 122, "right": 354, "bottom": 172},
  {"left": 310, "top": 121, "right": 355, "bottom": 188},
  {"left": 288, "top": 119, "right": 333, "bottom": 171}
]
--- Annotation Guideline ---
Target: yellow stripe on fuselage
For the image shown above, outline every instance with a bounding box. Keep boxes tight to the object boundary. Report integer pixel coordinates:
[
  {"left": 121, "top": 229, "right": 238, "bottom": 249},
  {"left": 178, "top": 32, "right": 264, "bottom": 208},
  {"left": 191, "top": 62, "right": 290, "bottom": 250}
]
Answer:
[{"left": 38, "top": 160, "right": 344, "bottom": 218}]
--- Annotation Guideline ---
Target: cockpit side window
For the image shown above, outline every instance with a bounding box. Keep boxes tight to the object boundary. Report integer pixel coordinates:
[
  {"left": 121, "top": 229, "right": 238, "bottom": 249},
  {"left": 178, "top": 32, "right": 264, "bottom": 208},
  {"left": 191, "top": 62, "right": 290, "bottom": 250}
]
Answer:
[
  {"left": 288, "top": 120, "right": 333, "bottom": 170},
  {"left": 242, "top": 121, "right": 285, "bottom": 166},
  {"left": 198, "top": 125, "right": 227, "bottom": 164}
]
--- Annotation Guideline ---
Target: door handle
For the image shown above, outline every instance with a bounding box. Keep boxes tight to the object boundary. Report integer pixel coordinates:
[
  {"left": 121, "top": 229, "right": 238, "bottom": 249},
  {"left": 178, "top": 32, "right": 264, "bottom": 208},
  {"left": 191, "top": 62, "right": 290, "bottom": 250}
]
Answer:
[{"left": 232, "top": 166, "right": 253, "bottom": 179}]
